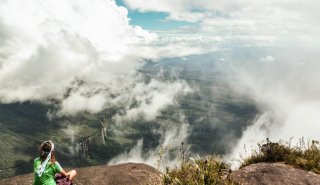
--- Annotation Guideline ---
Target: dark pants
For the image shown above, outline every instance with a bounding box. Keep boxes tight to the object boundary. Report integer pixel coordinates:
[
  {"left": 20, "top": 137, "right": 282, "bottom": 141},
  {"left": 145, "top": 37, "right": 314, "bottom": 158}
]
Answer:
[{"left": 55, "top": 173, "right": 73, "bottom": 185}]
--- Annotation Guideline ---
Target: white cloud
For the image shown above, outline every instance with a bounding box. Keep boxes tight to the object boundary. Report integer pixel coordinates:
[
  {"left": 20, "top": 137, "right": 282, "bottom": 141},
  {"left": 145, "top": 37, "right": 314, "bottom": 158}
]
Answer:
[
  {"left": 62, "top": 123, "right": 80, "bottom": 155},
  {"left": 60, "top": 92, "right": 107, "bottom": 115},
  {"left": 260, "top": 56, "right": 275, "bottom": 63},
  {"left": 122, "top": 0, "right": 320, "bottom": 61},
  {"left": 224, "top": 49, "right": 320, "bottom": 168},
  {"left": 113, "top": 79, "right": 192, "bottom": 122},
  {"left": 0, "top": 0, "right": 202, "bottom": 118},
  {"left": 0, "top": 0, "right": 147, "bottom": 102},
  {"left": 108, "top": 116, "right": 190, "bottom": 171},
  {"left": 124, "top": 0, "right": 320, "bottom": 40}
]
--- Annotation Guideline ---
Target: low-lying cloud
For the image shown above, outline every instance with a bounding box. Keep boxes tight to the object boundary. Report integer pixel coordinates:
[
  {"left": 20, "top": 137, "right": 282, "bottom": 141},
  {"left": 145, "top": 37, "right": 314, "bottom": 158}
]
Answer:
[
  {"left": 225, "top": 46, "right": 320, "bottom": 168},
  {"left": 108, "top": 113, "right": 190, "bottom": 170}
]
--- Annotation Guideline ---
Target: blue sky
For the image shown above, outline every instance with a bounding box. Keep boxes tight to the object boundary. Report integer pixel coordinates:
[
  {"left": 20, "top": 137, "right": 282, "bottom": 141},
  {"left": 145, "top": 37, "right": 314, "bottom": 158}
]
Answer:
[
  {"left": 116, "top": 0, "right": 194, "bottom": 31},
  {"left": 115, "top": 0, "right": 320, "bottom": 41}
]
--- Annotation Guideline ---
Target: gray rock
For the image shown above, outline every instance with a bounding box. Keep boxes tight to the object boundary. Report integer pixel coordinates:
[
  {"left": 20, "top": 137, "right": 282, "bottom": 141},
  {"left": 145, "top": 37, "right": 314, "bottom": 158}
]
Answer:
[{"left": 232, "top": 162, "right": 320, "bottom": 185}]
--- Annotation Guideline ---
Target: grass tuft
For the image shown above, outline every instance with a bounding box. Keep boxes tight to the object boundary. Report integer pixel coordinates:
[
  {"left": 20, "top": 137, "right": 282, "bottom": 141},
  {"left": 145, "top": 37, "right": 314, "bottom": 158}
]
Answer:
[{"left": 163, "top": 155, "right": 235, "bottom": 185}]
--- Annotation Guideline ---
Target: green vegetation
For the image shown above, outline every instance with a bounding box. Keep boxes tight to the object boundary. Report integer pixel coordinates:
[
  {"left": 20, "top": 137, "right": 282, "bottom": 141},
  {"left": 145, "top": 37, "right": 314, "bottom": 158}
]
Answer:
[
  {"left": 162, "top": 143, "right": 235, "bottom": 185},
  {"left": 163, "top": 138, "right": 320, "bottom": 185},
  {"left": 163, "top": 156, "right": 234, "bottom": 185},
  {"left": 241, "top": 138, "right": 320, "bottom": 174}
]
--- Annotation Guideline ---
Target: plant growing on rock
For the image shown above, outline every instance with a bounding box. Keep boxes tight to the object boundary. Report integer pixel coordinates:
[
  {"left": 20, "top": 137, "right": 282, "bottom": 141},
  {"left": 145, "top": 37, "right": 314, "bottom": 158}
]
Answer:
[
  {"left": 241, "top": 138, "right": 320, "bottom": 174},
  {"left": 163, "top": 143, "right": 235, "bottom": 185}
]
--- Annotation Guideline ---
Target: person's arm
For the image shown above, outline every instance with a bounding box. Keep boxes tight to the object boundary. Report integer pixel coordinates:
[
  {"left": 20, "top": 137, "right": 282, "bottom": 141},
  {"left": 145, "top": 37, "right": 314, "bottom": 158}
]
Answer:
[
  {"left": 54, "top": 162, "right": 68, "bottom": 177},
  {"left": 60, "top": 168, "right": 76, "bottom": 180},
  {"left": 55, "top": 162, "right": 76, "bottom": 180},
  {"left": 59, "top": 169, "right": 69, "bottom": 177}
]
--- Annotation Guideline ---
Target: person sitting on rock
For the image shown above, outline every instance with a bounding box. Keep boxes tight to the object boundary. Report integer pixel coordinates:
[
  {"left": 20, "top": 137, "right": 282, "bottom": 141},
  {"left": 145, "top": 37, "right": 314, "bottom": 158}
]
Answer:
[{"left": 33, "top": 140, "right": 76, "bottom": 185}]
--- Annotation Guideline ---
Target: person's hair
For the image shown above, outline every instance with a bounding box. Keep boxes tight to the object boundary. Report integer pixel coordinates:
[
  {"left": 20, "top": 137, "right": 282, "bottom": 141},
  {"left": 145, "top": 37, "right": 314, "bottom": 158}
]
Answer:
[{"left": 39, "top": 141, "right": 55, "bottom": 164}]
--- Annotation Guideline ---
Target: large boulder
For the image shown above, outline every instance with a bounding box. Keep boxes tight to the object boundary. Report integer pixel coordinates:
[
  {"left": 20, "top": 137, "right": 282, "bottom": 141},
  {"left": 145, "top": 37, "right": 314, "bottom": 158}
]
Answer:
[
  {"left": 232, "top": 162, "right": 320, "bottom": 185},
  {"left": 0, "top": 163, "right": 162, "bottom": 185}
]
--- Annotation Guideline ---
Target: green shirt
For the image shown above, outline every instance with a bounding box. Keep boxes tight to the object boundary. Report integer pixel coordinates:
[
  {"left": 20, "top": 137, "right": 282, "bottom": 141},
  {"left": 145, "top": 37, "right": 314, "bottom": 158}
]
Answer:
[{"left": 33, "top": 157, "right": 62, "bottom": 185}]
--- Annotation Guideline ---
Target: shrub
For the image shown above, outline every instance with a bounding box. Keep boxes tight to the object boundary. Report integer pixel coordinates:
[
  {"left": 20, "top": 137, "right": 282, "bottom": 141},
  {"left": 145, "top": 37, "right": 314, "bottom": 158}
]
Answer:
[{"left": 241, "top": 138, "right": 320, "bottom": 173}]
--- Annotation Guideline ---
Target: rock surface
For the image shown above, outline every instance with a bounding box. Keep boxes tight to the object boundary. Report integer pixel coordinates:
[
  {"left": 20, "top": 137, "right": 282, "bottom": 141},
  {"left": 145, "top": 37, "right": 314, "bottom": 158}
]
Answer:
[
  {"left": 3, "top": 162, "right": 320, "bottom": 185},
  {"left": 232, "top": 162, "right": 320, "bottom": 185},
  {"left": 0, "top": 163, "right": 162, "bottom": 185}
]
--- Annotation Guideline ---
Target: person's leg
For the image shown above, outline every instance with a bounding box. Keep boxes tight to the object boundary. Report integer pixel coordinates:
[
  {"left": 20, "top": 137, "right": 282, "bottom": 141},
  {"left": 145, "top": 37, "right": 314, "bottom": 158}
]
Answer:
[{"left": 68, "top": 170, "right": 77, "bottom": 180}]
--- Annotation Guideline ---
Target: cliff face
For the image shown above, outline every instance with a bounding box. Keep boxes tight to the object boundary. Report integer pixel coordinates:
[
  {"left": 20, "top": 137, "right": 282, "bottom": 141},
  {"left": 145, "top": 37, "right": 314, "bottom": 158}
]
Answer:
[
  {"left": 232, "top": 162, "right": 320, "bottom": 185},
  {"left": 0, "top": 163, "right": 162, "bottom": 185}
]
